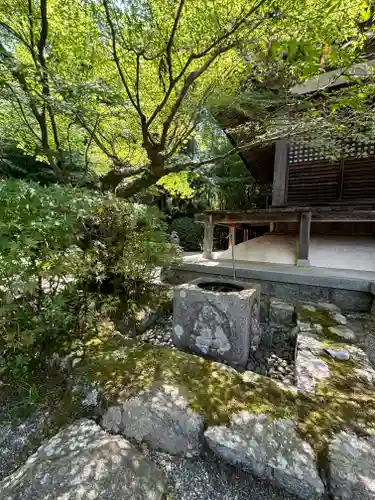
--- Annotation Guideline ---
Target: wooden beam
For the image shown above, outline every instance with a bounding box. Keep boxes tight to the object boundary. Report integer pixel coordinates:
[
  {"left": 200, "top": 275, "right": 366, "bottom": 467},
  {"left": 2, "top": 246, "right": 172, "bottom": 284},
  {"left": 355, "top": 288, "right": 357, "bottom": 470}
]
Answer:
[
  {"left": 272, "top": 140, "right": 288, "bottom": 206},
  {"left": 196, "top": 209, "right": 375, "bottom": 225},
  {"left": 297, "top": 212, "right": 311, "bottom": 266},
  {"left": 196, "top": 212, "right": 300, "bottom": 224},
  {"left": 310, "top": 211, "right": 375, "bottom": 222},
  {"left": 203, "top": 217, "right": 214, "bottom": 259}
]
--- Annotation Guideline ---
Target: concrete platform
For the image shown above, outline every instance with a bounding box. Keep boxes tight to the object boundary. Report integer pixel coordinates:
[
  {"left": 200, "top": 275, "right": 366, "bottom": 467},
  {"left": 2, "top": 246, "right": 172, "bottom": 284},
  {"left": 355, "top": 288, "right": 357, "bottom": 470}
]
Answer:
[{"left": 165, "top": 254, "right": 375, "bottom": 313}]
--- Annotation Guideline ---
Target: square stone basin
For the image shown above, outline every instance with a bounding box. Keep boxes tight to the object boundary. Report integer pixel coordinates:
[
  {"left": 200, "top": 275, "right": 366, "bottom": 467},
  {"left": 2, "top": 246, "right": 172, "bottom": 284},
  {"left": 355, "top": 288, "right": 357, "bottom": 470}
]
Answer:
[{"left": 172, "top": 278, "right": 261, "bottom": 368}]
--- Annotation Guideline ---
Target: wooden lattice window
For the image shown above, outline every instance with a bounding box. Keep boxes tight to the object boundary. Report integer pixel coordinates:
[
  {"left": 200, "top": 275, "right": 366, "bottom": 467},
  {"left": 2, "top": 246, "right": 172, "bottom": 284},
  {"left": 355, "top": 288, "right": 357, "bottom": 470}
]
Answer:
[
  {"left": 286, "top": 141, "right": 375, "bottom": 204},
  {"left": 288, "top": 144, "right": 327, "bottom": 164}
]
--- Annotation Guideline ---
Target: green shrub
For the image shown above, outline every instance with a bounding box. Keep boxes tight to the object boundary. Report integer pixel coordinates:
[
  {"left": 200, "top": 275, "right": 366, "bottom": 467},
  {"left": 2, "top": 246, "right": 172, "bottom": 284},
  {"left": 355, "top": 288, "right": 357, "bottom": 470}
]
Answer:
[
  {"left": 169, "top": 216, "right": 203, "bottom": 251},
  {"left": 0, "top": 179, "right": 176, "bottom": 378}
]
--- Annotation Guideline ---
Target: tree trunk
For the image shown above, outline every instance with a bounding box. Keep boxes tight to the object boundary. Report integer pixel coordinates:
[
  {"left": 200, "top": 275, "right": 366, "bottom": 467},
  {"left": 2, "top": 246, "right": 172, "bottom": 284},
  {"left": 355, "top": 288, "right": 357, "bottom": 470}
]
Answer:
[{"left": 115, "top": 172, "right": 161, "bottom": 198}]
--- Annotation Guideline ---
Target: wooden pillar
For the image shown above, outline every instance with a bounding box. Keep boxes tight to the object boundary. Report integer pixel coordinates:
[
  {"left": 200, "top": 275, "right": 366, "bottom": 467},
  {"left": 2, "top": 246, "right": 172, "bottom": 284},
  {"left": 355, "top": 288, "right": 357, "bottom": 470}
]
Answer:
[
  {"left": 228, "top": 225, "right": 236, "bottom": 248},
  {"left": 297, "top": 212, "right": 311, "bottom": 266},
  {"left": 272, "top": 140, "right": 288, "bottom": 206},
  {"left": 244, "top": 228, "right": 249, "bottom": 241},
  {"left": 203, "top": 217, "right": 214, "bottom": 259}
]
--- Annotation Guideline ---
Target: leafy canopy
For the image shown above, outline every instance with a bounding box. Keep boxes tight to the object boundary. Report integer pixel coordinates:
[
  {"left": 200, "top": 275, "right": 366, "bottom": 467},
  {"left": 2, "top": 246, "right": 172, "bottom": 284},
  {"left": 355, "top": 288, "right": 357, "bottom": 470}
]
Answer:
[{"left": 0, "top": 0, "right": 371, "bottom": 196}]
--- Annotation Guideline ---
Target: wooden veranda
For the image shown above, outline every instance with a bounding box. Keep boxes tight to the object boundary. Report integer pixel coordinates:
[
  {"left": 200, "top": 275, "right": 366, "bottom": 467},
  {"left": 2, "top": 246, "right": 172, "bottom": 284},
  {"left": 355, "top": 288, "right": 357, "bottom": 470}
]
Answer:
[{"left": 196, "top": 206, "right": 375, "bottom": 264}]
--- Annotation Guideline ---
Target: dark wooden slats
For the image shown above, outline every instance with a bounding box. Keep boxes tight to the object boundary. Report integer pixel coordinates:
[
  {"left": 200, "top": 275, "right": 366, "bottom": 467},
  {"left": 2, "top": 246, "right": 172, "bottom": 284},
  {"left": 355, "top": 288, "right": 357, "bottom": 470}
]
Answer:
[
  {"left": 286, "top": 142, "right": 375, "bottom": 204},
  {"left": 287, "top": 162, "right": 341, "bottom": 203},
  {"left": 342, "top": 159, "right": 375, "bottom": 200}
]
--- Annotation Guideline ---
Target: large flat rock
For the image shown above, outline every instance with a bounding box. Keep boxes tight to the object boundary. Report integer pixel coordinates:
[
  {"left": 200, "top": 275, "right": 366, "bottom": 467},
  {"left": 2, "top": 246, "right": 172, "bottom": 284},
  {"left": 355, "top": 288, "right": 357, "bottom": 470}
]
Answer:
[
  {"left": 0, "top": 418, "right": 166, "bottom": 500},
  {"left": 329, "top": 430, "right": 375, "bottom": 500},
  {"left": 102, "top": 383, "right": 204, "bottom": 457},
  {"left": 296, "top": 333, "right": 330, "bottom": 394},
  {"left": 204, "top": 412, "right": 324, "bottom": 500},
  {"left": 295, "top": 303, "right": 375, "bottom": 394}
]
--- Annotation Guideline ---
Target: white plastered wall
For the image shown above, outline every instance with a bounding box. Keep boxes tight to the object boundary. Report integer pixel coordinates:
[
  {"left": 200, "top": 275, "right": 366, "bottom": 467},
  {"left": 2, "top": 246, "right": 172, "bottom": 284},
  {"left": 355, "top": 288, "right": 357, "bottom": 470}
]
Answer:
[{"left": 214, "top": 233, "right": 375, "bottom": 272}]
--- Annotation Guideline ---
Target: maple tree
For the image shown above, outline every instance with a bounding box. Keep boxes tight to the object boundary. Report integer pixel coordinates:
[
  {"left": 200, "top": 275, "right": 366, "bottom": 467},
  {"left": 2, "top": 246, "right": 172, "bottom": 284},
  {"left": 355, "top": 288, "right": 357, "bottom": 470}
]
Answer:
[{"left": 0, "top": 0, "right": 371, "bottom": 196}]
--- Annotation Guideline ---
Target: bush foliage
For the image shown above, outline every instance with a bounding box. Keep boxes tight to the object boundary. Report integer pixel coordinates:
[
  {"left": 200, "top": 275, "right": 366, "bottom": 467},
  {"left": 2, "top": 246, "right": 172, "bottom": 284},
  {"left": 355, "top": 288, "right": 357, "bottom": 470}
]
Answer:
[
  {"left": 169, "top": 216, "right": 203, "bottom": 252},
  {"left": 0, "top": 179, "right": 175, "bottom": 377}
]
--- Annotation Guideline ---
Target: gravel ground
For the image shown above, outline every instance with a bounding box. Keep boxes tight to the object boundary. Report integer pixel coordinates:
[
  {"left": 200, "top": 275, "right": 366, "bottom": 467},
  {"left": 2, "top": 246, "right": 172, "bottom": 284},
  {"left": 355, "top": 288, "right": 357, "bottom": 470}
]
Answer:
[
  {"left": 0, "top": 408, "right": 50, "bottom": 480},
  {"left": 140, "top": 315, "right": 297, "bottom": 386},
  {"left": 146, "top": 448, "right": 299, "bottom": 500},
  {"left": 247, "top": 334, "right": 296, "bottom": 386},
  {"left": 139, "top": 315, "right": 175, "bottom": 348}
]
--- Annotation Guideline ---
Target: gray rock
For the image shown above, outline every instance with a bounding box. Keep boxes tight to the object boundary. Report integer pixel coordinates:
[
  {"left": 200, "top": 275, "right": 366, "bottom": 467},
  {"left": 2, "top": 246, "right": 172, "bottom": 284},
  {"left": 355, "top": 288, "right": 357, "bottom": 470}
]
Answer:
[
  {"left": 49, "top": 350, "right": 84, "bottom": 372},
  {"left": 241, "top": 371, "right": 265, "bottom": 384},
  {"left": 270, "top": 299, "right": 295, "bottom": 327},
  {"left": 330, "top": 312, "right": 347, "bottom": 325},
  {"left": 72, "top": 378, "right": 102, "bottom": 410},
  {"left": 101, "top": 383, "right": 204, "bottom": 457},
  {"left": 316, "top": 302, "right": 340, "bottom": 313},
  {"left": 328, "top": 325, "right": 356, "bottom": 342},
  {"left": 296, "top": 334, "right": 330, "bottom": 394},
  {"left": 205, "top": 412, "right": 324, "bottom": 500},
  {"left": 102, "top": 406, "right": 122, "bottom": 434},
  {"left": 312, "top": 323, "right": 324, "bottom": 335},
  {"left": 148, "top": 447, "right": 302, "bottom": 500},
  {"left": 299, "top": 304, "right": 317, "bottom": 313},
  {"left": 344, "top": 344, "right": 375, "bottom": 384},
  {"left": 0, "top": 418, "right": 166, "bottom": 500},
  {"left": 296, "top": 320, "right": 312, "bottom": 332},
  {"left": 296, "top": 352, "right": 330, "bottom": 394},
  {"left": 173, "top": 278, "right": 261, "bottom": 368},
  {"left": 329, "top": 430, "right": 375, "bottom": 500}
]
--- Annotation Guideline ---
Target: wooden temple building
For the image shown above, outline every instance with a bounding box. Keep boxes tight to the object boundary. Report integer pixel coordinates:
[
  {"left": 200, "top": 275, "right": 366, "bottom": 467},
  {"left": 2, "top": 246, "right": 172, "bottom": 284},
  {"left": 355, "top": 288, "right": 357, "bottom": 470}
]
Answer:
[
  {"left": 167, "top": 67, "right": 375, "bottom": 311},
  {"left": 197, "top": 138, "right": 375, "bottom": 267},
  {"left": 166, "top": 138, "right": 373, "bottom": 313}
]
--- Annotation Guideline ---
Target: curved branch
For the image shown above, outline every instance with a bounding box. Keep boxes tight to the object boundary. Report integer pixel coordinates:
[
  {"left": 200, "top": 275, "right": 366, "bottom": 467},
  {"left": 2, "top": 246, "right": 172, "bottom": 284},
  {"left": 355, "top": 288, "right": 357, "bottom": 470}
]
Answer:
[
  {"left": 165, "top": 0, "right": 185, "bottom": 83},
  {"left": 101, "top": 165, "right": 150, "bottom": 192},
  {"left": 146, "top": 0, "right": 268, "bottom": 129},
  {"left": 160, "top": 44, "right": 234, "bottom": 148},
  {"left": 115, "top": 172, "right": 159, "bottom": 198},
  {"left": 0, "top": 22, "right": 32, "bottom": 52},
  {"left": 102, "top": 0, "right": 140, "bottom": 114},
  {"left": 77, "top": 115, "right": 119, "bottom": 162}
]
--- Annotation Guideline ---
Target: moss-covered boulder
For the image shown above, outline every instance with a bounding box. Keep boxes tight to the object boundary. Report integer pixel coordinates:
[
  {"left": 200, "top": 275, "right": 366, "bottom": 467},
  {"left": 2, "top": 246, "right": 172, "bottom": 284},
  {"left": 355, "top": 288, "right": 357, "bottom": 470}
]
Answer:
[
  {"left": 74, "top": 337, "right": 298, "bottom": 426},
  {"left": 70, "top": 327, "right": 375, "bottom": 500}
]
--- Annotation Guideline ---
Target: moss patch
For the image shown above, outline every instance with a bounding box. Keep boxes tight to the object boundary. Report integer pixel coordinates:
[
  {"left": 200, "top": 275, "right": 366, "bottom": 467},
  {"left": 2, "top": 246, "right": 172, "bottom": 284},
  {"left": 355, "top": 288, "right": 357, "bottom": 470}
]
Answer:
[
  {"left": 75, "top": 338, "right": 299, "bottom": 426},
  {"left": 2, "top": 321, "right": 365, "bottom": 481},
  {"left": 296, "top": 305, "right": 356, "bottom": 344},
  {"left": 297, "top": 307, "right": 337, "bottom": 328},
  {"left": 76, "top": 335, "right": 375, "bottom": 438},
  {"left": 295, "top": 315, "right": 375, "bottom": 476}
]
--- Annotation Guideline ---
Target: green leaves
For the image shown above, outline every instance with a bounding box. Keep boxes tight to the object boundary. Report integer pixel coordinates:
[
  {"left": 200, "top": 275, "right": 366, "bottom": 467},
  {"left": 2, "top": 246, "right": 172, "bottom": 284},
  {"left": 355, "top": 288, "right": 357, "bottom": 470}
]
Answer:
[
  {"left": 0, "top": 0, "right": 371, "bottom": 196},
  {"left": 0, "top": 179, "right": 176, "bottom": 377}
]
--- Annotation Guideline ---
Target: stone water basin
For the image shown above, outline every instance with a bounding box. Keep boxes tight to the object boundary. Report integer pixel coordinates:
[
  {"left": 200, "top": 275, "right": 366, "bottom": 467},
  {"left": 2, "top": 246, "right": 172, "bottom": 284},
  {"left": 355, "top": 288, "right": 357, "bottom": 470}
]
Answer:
[{"left": 172, "top": 278, "right": 261, "bottom": 369}]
